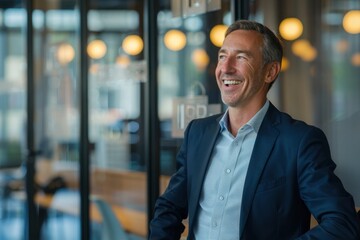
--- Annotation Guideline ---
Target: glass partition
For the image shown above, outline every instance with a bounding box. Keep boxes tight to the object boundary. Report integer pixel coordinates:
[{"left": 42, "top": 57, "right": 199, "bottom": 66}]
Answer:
[
  {"left": 1, "top": 1, "right": 358, "bottom": 239},
  {"left": 158, "top": 1, "right": 231, "bottom": 175},
  {"left": 0, "top": 3, "right": 27, "bottom": 239},
  {"left": 87, "top": 1, "right": 148, "bottom": 239},
  {"left": 157, "top": 1, "right": 231, "bottom": 237},
  {"left": 32, "top": 1, "right": 81, "bottom": 239},
  {"left": 249, "top": 0, "right": 360, "bottom": 206}
]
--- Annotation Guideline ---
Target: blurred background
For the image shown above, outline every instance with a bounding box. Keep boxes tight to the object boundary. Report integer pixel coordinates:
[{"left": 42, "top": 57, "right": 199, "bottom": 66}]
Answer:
[{"left": 0, "top": 0, "right": 359, "bottom": 239}]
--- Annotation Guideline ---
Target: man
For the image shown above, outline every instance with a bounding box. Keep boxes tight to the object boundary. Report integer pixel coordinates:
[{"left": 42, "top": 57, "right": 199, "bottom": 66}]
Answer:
[{"left": 149, "top": 20, "right": 360, "bottom": 239}]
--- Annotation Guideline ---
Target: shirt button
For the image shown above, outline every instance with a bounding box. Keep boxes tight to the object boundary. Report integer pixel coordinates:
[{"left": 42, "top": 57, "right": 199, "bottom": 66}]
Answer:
[
  {"left": 219, "top": 195, "right": 224, "bottom": 200},
  {"left": 225, "top": 168, "right": 231, "bottom": 174},
  {"left": 212, "top": 222, "right": 217, "bottom": 227}
]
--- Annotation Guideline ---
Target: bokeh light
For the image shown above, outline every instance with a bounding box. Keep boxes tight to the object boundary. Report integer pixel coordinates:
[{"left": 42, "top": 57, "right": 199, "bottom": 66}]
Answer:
[
  {"left": 87, "top": 39, "right": 107, "bottom": 59},
  {"left": 122, "top": 35, "right": 144, "bottom": 56},
  {"left": 164, "top": 29, "right": 187, "bottom": 51},
  {"left": 279, "top": 18, "right": 303, "bottom": 41}
]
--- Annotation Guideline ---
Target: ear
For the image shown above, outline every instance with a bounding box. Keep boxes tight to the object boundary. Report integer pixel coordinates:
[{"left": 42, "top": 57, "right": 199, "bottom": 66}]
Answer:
[{"left": 264, "top": 61, "right": 281, "bottom": 84}]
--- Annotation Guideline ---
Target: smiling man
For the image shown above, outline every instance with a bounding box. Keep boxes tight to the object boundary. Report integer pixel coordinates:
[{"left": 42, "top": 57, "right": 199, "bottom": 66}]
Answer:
[{"left": 149, "top": 20, "right": 360, "bottom": 240}]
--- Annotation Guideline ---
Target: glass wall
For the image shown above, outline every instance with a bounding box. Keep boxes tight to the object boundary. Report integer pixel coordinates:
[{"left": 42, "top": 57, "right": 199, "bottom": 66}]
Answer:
[
  {"left": 0, "top": 0, "right": 358, "bottom": 239},
  {"left": 248, "top": 0, "right": 360, "bottom": 205},
  {"left": 158, "top": 1, "right": 231, "bottom": 175},
  {"left": 31, "top": 0, "right": 81, "bottom": 239},
  {"left": 87, "top": 1, "right": 148, "bottom": 239},
  {"left": 156, "top": 1, "right": 231, "bottom": 237},
  {"left": 0, "top": 2, "right": 27, "bottom": 240}
]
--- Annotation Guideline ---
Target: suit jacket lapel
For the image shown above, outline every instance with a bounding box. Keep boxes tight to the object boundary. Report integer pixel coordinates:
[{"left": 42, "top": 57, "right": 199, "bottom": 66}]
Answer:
[
  {"left": 239, "top": 104, "right": 280, "bottom": 237},
  {"left": 188, "top": 115, "right": 221, "bottom": 233}
]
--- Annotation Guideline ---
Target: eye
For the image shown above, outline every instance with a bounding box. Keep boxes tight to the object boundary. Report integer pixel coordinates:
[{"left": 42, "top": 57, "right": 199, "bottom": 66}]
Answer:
[
  {"left": 218, "top": 54, "right": 226, "bottom": 61},
  {"left": 236, "top": 54, "right": 247, "bottom": 60}
]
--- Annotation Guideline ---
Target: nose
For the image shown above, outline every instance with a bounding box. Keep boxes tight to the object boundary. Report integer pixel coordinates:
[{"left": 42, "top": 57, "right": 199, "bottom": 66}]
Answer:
[{"left": 220, "top": 57, "right": 236, "bottom": 73}]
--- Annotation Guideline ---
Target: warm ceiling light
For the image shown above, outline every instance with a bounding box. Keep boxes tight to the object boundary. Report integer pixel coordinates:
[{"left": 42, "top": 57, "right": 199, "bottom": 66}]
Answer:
[
  {"left": 57, "top": 43, "right": 75, "bottom": 65},
  {"left": 351, "top": 53, "right": 360, "bottom": 66},
  {"left": 89, "top": 64, "right": 99, "bottom": 74},
  {"left": 291, "top": 39, "right": 317, "bottom": 62},
  {"left": 343, "top": 10, "right": 360, "bottom": 34},
  {"left": 122, "top": 35, "right": 144, "bottom": 56},
  {"left": 191, "top": 48, "right": 210, "bottom": 70},
  {"left": 335, "top": 39, "right": 349, "bottom": 53},
  {"left": 279, "top": 18, "right": 303, "bottom": 41},
  {"left": 164, "top": 29, "right": 187, "bottom": 51},
  {"left": 281, "top": 57, "right": 289, "bottom": 72},
  {"left": 116, "top": 55, "right": 131, "bottom": 68},
  {"left": 300, "top": 47, "right": 317, "bottom": 62},
  {"left": 210, "top": 24, "right": 228, "bottom": 47},
  {"left": 87, "top": 39, "right": 107, "bottom": 59},
  {"left": 292, "top": 39, "right": 311, "bottom": 56}
]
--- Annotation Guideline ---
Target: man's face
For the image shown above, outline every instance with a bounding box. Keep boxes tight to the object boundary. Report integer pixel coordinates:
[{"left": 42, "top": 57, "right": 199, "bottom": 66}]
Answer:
[{"left": 215, "top": 29, "right": 271, "bottom": 108}]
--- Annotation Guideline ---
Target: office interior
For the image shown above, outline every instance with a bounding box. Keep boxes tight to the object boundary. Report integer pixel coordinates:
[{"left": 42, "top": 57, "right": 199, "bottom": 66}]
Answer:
[{"left": 0, "top": 0, "right": 359, "bottom": 239}]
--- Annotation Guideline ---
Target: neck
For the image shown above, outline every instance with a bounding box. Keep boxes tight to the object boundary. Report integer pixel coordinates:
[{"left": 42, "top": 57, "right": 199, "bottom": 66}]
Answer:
[{"left": 227, "top": 99, "right": 267, "bottom": 136}]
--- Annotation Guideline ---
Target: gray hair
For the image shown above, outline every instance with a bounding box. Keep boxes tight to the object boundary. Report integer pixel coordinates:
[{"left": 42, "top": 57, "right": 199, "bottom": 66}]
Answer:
[{"left": 225, "top": 20, "right": 283, "bottom": 67}]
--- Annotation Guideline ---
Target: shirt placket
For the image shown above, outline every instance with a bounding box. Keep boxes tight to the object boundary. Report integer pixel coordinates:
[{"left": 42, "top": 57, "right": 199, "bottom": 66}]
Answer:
[{"left": 208, "top": 129, "right": 247, "bottom": 239}]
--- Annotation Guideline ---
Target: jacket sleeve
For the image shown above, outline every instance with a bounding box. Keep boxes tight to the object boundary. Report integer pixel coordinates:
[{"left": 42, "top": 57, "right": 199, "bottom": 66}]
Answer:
[
  {"left": 148, "top": 122, "right": 192, "bottom": 240},
  {"left": 296, "top": 127, "right": 360, "bottom": 240}
]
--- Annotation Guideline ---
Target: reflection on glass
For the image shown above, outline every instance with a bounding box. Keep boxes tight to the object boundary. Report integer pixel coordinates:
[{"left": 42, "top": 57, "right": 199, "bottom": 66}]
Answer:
[
  {"left": 191, "top": 48, "right": 210, "bottom": 70},
  {"left": 56, "top": 43, "right": 75, "bottom": 65},
  {"left": 351, "top": 53, "right": 360, "bottom": 66}
]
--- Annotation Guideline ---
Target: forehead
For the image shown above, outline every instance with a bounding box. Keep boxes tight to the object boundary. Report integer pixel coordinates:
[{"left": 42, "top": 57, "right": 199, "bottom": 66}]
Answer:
[{"left": 222, "top": 29, "right": 264, "bottom": 51}]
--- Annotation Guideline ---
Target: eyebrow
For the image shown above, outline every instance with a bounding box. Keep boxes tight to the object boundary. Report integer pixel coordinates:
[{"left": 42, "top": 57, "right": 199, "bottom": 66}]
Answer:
[{"left": 218, "top": 48, "right": 252, "bottom": 56}]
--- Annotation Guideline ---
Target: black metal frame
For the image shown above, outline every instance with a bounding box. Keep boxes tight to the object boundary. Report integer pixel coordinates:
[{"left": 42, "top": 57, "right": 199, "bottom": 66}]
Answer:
[
  {"left": 232, "top": 0, "right": 250, "bottom": 21},
  {"left": 79, "top": 0, "right": 90, "bottom": 239},
  {"left": 25, "top": 0, "right": 38, "bottom": 239},
  {"left": 144, "top": 0, "right": 160, "bottom": 226}
]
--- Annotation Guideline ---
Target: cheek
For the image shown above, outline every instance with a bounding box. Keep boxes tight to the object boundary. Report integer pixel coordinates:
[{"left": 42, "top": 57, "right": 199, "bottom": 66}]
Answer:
[
  {"left": 242, "top": 62, "right": 256, "bottom": 76},
  {"left": 215, "top": 66, "right": 221, "bottom": 80},
  {"left": 215, "top": 63, "right": 221, "bottom": 74}
]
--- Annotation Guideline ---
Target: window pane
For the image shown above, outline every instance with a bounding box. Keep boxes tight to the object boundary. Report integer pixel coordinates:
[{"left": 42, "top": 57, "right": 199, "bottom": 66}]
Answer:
[
  {"left": 88, "top": 2, "right": 147, "bottom": 239},
  {"left": 250, "top": 0, "right": 360, "bottom": 205},
  {"left": 158, "top": 1, "right": 230, "bottom": 176},
  {"left": 157, "top": 1, "right": 231, "bottom": 237},
  {"left": 33, "top": 1, "right": 81, "bottom": 239},
  {"left": 0, "top": 3, "right": 27, "bottom": 240}
]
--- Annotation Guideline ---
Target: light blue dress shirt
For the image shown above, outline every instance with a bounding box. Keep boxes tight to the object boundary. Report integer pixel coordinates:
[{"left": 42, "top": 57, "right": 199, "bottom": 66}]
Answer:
[{"left": 193, "top": 100, "right": 269, "bottom": 240}]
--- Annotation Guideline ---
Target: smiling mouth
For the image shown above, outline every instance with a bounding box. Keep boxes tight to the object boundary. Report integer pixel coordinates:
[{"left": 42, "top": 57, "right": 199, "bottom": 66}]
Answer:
[{"left": 223, "top": 80, "right": 242, "bottom": 86}]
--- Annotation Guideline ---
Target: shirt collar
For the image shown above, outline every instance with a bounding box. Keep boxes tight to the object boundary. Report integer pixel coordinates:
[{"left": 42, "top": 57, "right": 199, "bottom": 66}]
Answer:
[{"left": 219, "top": 100, "right": 270, "bottom": 134}]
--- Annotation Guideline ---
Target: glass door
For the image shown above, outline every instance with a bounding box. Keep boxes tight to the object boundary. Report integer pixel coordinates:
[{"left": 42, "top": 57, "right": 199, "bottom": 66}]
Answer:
[
  {"left": 87, "top": 1, "right": 148, "bottom": 239},
  {"left": 248, "top": 0, "right": 360, "bottom": 207},
  {"left": 156, "top": 1, "right": 232, "bottom": 237},
  {"left": 0, "top": 2, "right": 27, "bottom": 239},
  {"left": 32, "top": 0, "right": 81, "bottom": 239}
]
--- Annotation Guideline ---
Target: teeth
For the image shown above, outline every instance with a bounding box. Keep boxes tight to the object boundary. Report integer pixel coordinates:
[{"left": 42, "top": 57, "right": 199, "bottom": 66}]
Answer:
[{"left": 223, "top": 80, "right": 241, "bottom": 85}]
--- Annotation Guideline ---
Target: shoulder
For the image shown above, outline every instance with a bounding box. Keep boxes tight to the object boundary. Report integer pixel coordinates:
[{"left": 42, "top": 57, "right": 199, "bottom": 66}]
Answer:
[
  {"left": 267, "top": 103, "right": 326, "bottom": 139},
  {"left": 185, "top": 113, "right": 223, "bottom": 136},
  {"left": 190, "top": 113, "right": 223, "bottom": 126}
]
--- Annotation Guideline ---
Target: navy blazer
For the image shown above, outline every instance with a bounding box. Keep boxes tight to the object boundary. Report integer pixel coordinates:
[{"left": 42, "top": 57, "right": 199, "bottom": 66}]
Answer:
[{"left": 150, "top": 103, "right": 360, "bottom": 239}]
